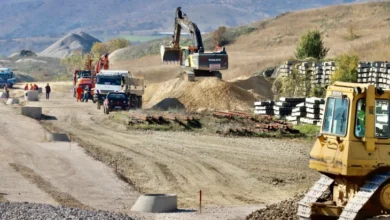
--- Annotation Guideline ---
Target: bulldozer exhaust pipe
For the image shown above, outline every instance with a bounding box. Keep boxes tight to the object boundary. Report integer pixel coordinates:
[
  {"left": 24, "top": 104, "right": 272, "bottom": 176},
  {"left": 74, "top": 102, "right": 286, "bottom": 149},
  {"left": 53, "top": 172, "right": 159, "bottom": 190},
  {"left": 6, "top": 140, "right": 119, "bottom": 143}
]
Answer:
[{"left": 160, "top": 45, "right": 181, "bottom": 63}]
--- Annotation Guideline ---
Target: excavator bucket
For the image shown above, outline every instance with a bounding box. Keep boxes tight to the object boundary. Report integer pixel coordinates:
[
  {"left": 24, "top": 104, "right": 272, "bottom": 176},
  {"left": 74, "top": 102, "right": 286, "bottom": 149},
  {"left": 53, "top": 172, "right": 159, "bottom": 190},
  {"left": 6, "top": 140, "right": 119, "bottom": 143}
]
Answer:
[{"left": 160, "top": 45, "right": 180, "bottom": 63}]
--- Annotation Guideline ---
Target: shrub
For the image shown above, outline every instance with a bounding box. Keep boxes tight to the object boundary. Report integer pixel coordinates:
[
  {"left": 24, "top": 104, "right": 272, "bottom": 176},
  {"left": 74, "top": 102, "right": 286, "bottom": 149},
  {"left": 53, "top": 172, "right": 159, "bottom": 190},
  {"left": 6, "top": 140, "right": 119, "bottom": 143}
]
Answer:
[
  {"left": 295, "top": 30, "right": 329, "bottom": 60},
  {"left": 330, "top": 54, "right": 359, "bottom": 84}
]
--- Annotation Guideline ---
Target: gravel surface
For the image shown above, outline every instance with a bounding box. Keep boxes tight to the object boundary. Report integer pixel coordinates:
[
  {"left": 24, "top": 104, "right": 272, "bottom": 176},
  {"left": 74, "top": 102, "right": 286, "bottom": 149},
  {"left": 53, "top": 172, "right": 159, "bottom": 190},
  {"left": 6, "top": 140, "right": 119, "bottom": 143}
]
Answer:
[
  {"left": 0, "top": 202, "right": 133, "bottom": 220},
  {"left": 245, "top": 193, "right": 304, "bottom": 220}
]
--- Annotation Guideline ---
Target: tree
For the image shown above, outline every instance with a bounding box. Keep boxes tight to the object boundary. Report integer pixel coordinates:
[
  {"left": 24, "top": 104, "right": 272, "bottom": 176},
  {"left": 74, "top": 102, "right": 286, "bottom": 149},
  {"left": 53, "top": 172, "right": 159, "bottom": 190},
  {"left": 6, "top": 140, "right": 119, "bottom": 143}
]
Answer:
[
  {"left": 330, "top": 54, "right": 359, "bottom": 84},
  {"left": 107, "top": 38, "right": 130, "bottom": 53},
  {"left": 295, "top": 30, "right": 329, "bottom": 60},
  {"left": 90, "top": 42, "right": 109, "bottom": 59},
  {"left": 60, "top": 51, "right": 85, "bottom": 73},
  {"left": 211, "top": 26, "right": 227, "bottom": 46}
]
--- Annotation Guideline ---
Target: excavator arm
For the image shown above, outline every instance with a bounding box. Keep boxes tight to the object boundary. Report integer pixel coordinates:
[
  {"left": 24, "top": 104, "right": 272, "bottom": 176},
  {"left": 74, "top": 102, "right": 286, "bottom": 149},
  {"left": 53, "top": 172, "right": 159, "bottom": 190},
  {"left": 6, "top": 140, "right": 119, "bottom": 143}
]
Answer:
[{"left": 161, "top": 7, "right": 204, "bottom": 62}]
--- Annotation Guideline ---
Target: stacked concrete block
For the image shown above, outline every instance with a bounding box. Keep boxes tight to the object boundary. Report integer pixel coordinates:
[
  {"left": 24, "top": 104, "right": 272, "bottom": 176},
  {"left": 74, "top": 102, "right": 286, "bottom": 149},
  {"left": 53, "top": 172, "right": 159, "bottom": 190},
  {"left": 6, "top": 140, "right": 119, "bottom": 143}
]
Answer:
[
  {"left": 300, "top": 98, "right": 325, "bottom": 125},
  {"left": 277, "top": 60, "right": 336, "bottom": 87},
  {"left": 276, "top": 60, "right": 297, "bottom": 77},
  {"left": 254, "top": 101, "right": 274, "bottom": 115},
  {"left": 286, "top": 102, "right": 306, "bottom": 125},
  {"left": 357, "top": 61, "right": 390, "bottom": 89},
  {"left": 274, "top": 97, "right": 305, "bottom": 119}
]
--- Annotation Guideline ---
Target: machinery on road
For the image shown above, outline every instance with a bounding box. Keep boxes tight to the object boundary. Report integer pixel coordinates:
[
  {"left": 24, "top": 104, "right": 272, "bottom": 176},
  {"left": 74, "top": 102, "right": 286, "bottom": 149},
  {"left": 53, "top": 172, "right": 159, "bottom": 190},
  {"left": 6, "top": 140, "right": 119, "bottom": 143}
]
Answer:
[
  {"left": 93, "top": 54, "right": 144, "bottom": 110},
  {"left": 0, "top": 68, "right": 16, "bottom": 88},
  {"left": 103, "top": 92, "right": 130, "bottom": 114},
  {"left": 298, "top": 82, "right": 390, "bottom": 219},
  {"left": 160, "top": 7, "right": 228, "bottom": 81},
  {"left": 93, "top": 70, "right": 144, "bottom": 110},
  {"left": 73, "top": 54, "right": 95, "bottom": 102}
]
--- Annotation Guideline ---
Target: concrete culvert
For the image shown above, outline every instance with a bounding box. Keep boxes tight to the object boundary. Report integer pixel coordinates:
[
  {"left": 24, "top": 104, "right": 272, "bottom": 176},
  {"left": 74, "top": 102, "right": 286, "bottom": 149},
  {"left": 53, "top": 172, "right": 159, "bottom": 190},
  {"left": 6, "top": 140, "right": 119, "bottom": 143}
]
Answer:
[
  {"left": 24, "top": 91, "right": 39, "bottom": 101},
  {"left": 21, "top": 106, "right": 42, "bottom": 119},
  {"left": 6, "top": 98, "right": 19, "bottom": 105},
  {"left": 46, "top": 132, "right": 70, "bottom": 142},
  {"left": 131, "top": 194, "right": 177, "bottom": 213}
]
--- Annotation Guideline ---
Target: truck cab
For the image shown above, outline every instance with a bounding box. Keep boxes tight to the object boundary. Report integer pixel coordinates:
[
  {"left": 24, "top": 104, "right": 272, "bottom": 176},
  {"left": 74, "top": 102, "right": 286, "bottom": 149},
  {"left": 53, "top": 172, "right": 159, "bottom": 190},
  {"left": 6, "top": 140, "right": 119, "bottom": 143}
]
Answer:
[
  {"left": 73, "top": 70, "right": 95, "bottom": 100},
  {"left": 93, "top": 70, "right": 127, "bottom": 109},
  {"left": 0, "top": 68, "right": 15, "bottom": 88}
]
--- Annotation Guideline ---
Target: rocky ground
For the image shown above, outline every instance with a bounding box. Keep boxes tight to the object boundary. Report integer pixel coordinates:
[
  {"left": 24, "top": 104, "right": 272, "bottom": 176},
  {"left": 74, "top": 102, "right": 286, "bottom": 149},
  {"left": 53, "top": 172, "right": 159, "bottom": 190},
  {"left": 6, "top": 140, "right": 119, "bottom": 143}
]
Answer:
[{"left": 0, "top": 202, "right": 133, "bottom": 220}]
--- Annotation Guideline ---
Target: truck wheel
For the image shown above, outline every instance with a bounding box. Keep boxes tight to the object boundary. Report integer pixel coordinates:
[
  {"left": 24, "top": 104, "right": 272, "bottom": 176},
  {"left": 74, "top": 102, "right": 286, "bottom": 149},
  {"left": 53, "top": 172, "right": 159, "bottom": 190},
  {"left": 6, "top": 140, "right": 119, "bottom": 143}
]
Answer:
[
  {"left": 137, "top": 96, "right": 142, "bottom": 109},
  {"left": 97, "top": 102, "right": 101, "bottom": 110}
]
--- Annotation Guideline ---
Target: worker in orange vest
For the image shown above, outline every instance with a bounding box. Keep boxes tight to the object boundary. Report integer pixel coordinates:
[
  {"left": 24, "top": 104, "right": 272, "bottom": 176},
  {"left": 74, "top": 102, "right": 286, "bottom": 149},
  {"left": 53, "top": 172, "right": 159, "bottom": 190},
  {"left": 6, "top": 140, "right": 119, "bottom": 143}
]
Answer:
[
  {"left": 24, "top": 84, "right": 28, "bottom": 90},
  {"left": 76, "top": 85, "right": 83, "bottom": 102},
  {"left": 29, "top": 84, "right": 34, "bottom": 90}
]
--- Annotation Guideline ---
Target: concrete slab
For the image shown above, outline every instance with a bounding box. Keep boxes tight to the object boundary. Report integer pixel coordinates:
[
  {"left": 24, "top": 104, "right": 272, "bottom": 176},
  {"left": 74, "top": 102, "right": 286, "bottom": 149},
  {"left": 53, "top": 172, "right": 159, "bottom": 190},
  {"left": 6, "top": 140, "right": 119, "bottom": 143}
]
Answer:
[
  {"left": 6, "top": 98, "right": 19, "bottom": 105},
  {"left": 0, "top": 92, "right": 7, "bottom": 98},
  {"left": 24, "top": 91, "right": 39, "bottom": 101},
  {"left": 21, "top": 106, "right": 42, "bottom": 119},
  {"left": 46, "top": 132, "right": 70, "bottom": 142},
  {"left": 131, "top": 194, "right": 177, "bottom": 213}
]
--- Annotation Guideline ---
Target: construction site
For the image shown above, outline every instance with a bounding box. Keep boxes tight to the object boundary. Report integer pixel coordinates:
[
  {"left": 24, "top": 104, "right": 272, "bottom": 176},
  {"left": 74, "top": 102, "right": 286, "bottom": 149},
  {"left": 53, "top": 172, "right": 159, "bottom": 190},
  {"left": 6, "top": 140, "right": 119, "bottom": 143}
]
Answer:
[{"left": 3, "top": 2, "right": 390, "bottom": 220}]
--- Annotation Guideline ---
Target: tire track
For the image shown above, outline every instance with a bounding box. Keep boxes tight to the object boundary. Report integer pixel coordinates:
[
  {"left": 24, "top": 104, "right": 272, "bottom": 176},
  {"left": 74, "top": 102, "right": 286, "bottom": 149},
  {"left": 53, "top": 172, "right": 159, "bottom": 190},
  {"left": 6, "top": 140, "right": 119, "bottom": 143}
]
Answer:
[{"left": 9, "top": 163, "right": 91, "bottom": 210}]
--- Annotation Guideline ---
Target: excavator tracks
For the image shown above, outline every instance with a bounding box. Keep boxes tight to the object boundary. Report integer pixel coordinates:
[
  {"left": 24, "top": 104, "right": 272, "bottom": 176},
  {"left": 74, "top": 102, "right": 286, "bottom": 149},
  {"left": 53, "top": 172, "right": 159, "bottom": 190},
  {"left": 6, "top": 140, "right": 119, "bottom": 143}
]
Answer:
[
  {"left": 338, "top": 173, "right": 390, "bottom": 220},
  {"left": 297, "top": 175, "right": 334, "bottom": 220}
]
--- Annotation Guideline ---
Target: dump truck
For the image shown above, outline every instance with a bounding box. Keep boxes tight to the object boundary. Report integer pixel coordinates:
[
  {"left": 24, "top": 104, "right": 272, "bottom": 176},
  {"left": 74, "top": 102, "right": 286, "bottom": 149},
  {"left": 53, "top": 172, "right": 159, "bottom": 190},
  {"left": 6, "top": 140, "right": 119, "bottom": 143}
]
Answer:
[
  {"left": 73, "top": 54, "right": 95, "bottom": 101},
  {"left": 93, "top": 70, "right": 144, "bottom": 110},
  {"left": 298, "top": 82, "right": 390, "bottom": 219},
  {"left": 0, "top": 68, "right": 16, "bottom": 88},
  {"left": 160, "top": 7, "right": 228, "bottom": 81}
]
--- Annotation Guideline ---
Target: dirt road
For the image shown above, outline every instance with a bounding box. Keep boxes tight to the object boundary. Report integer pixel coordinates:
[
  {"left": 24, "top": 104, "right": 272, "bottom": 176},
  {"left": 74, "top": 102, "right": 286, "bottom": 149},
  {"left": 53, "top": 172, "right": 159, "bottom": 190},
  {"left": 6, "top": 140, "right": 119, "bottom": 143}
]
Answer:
[
  {"left": 0, "top": 98, "right": 138, "bottom": 213},
  {"left": 19, "top": 83, "right": 319, "bottom": 211}
]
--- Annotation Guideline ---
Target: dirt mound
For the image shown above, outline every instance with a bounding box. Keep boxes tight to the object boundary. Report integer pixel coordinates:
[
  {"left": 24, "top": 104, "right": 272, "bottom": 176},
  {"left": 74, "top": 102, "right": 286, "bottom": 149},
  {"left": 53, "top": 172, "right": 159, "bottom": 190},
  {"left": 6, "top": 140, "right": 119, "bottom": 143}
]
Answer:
[
  {"left": 9, "top": 50, "right": 37, "bottom": 58},
  {"left": 246, "top": 193, "right": 304, "bottom": 220},
  {"left": 151, "top": 98, "right": 185, "bottom": 111},
  {"left": 39, "top": 31, "right": 100, "bottom": 58},
  {"left": 144, "top": 77, "right": 256, "bottom": 112},
  {"left": 229, "top": 75, "right": 273, "bottom": 100}
]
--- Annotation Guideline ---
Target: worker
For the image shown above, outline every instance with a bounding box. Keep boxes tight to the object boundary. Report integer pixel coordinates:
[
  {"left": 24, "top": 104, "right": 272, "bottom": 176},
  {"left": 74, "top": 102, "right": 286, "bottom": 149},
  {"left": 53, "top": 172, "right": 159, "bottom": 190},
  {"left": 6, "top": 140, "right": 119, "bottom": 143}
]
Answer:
[
  {"left": 45, "top": 83, "right": 51, "bottom": 99},
  {"left": 76, "top": 85, "right": 83, "bottom": 102},
  {"left": 29, "top": 83, "right": 33, "bottom": 90},
  {"left": 24, "top": 84, "right": 28, "bottom": 90},
  {"left": 34, "top": 84, "right": 38, "bottom": 90},
  {"left": 4, "top": 84, "right": 9, "bottom": 98},
  {"left": 82, "top": 85, "right": 90, "bottom": 102}
]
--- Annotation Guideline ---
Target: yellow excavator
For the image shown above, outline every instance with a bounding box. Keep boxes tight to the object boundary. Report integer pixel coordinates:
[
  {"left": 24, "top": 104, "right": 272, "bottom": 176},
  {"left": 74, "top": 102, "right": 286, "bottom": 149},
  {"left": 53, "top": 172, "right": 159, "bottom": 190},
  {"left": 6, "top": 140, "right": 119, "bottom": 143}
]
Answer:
[
  {"left": 298, "top": 82, "right": 390, "bottom": 219},
  {"left": 160, "top": 7, "right": 228, "bottom": 81}
]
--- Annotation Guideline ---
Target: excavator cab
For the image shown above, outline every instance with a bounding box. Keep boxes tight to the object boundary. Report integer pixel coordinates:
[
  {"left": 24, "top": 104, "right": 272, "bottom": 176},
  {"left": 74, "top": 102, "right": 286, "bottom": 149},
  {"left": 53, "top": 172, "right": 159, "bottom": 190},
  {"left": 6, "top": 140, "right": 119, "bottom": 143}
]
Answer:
[{"left": 298, "top": 82, "right": 390, "bottom": 219}]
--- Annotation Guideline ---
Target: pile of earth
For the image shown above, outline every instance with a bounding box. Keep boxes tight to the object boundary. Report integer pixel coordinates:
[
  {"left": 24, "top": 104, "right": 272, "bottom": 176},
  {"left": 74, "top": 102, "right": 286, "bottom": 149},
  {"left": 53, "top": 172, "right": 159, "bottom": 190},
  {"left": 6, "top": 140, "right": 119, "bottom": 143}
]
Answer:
[
  {"left": 39, "top": 31, "right": 100, "bottom": 58},
  {"left": 143, "top": 77, "right": 257, "bottom": 112},
  {"left": 245, "top": 193, "right": 304, "bottom": 220},
  {"left": 229, "top": 75, "right": 274, "bottom": 100},
  {"left": 9, "top": 50, "right": 37, "bottom": 58}
]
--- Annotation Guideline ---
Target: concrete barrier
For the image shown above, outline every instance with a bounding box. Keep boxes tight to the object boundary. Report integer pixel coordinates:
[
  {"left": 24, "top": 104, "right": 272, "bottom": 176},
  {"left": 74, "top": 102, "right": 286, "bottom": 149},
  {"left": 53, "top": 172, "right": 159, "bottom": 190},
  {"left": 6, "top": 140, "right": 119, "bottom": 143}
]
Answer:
[
  {"left": 46, "top": 132, "right": 70, "bottom": 142},
  {"left": 131, "top": 194, "right": 177, "bottom": 213},
  {"left": 21, "top": 106, "right": 42, "bottom": 119},
  {"left": 6, "top": 98, "right": 19, "bottom": 105},
  {"left": 0, "top": 92, "right": 7, "bottom": 98},
  {"left": 24, "top": 90, "right": 39, "bottom": 101}
]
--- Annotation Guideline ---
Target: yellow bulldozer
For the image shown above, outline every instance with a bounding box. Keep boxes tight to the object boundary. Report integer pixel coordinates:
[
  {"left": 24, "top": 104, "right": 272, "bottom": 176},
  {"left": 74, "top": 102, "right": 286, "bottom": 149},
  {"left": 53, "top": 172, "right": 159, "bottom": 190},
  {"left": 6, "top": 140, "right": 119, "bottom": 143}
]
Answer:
[
  {"left": 160, "top": 7, "right": 228, "bottom": 81},
  {"left": 298, "top": 82, "right": 390, "bottom": 219}
]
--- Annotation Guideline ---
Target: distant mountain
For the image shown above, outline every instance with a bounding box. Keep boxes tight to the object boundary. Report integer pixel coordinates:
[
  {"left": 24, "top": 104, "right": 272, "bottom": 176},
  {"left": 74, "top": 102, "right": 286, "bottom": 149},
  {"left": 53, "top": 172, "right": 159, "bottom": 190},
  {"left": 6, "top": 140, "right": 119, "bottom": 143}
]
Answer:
[
  {"left": 39, "top": 32, "right": 100, "bottom": 58},
  {"left": 0, "top": 0, "right": 365, "bottom": 40}
]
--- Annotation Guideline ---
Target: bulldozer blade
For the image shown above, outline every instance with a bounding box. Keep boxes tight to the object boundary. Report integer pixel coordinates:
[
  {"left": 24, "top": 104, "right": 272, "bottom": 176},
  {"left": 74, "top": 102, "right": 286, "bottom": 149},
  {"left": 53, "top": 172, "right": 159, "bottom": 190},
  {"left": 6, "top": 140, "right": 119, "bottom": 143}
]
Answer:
[{"left": 160, "top": 45, "right": 180, "bottom": 63}]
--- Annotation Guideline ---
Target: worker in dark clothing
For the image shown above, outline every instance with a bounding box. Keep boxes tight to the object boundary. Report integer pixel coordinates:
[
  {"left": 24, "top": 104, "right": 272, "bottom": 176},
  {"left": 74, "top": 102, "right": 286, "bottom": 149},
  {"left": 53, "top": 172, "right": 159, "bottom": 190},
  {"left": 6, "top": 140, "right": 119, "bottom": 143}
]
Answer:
[
  {"left": 45, "top": 83, "right": 51, "bottom": 99},
  {"left": 82, "top": 85, "right": 90, "bottom": 102}
]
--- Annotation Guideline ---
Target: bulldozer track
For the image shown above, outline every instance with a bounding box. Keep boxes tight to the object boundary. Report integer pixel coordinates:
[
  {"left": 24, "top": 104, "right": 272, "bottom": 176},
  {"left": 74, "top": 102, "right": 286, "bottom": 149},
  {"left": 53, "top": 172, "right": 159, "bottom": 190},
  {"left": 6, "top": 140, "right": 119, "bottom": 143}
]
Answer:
[
  {"left": 339, "top": 173, "right": 390, "bottom": 220},
  {"left": 297, "top": 175, "right": 334, "bottom": 220}
]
